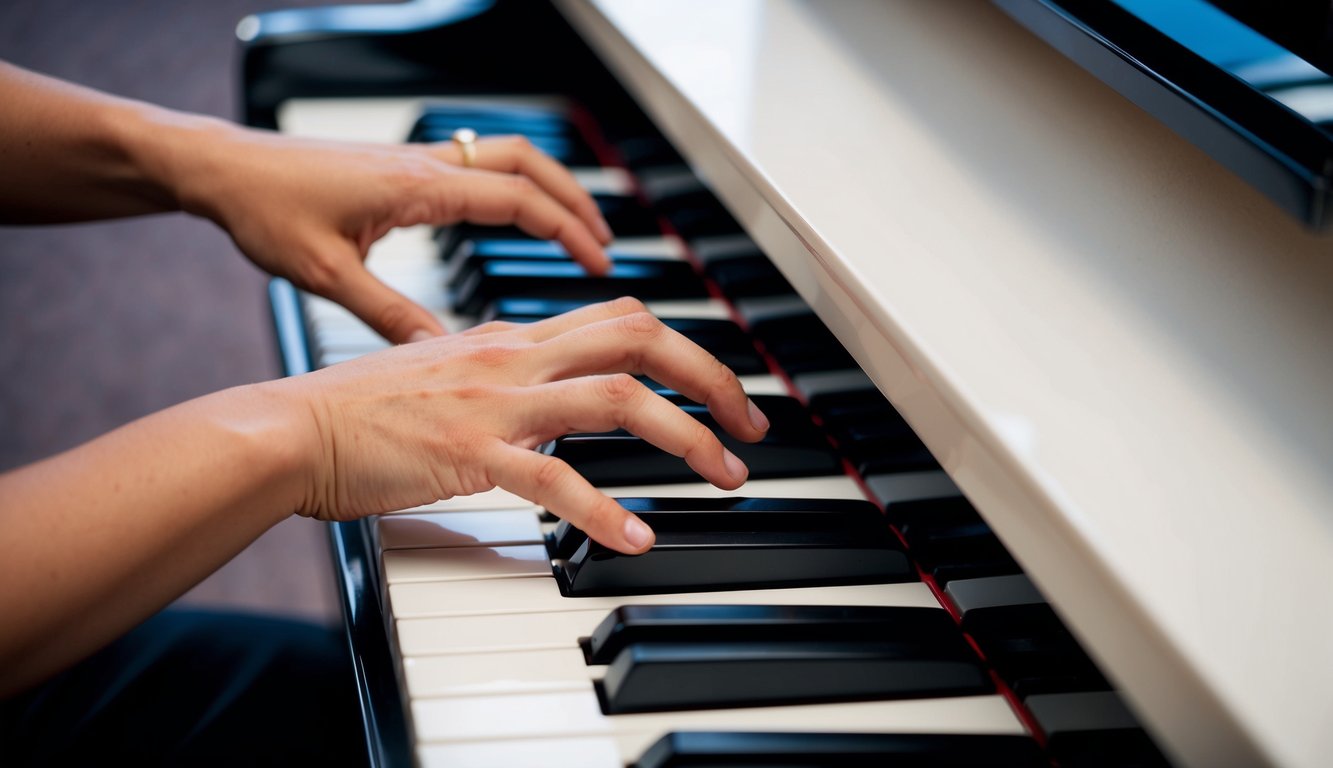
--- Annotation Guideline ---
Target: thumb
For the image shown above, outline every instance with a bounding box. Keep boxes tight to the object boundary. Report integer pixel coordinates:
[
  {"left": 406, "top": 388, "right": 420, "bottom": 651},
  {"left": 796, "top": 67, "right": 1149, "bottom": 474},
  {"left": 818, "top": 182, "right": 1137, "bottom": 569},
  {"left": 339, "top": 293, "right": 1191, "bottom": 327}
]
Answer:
[{"left": 319, "top": 249, "right": 445, "bottom": 344}]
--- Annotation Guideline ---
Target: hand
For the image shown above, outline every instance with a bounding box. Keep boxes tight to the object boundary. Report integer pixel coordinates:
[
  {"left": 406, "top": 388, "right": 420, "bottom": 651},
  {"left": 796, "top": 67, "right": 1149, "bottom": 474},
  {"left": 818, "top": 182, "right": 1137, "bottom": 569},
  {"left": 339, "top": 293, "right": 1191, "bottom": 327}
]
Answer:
[
  {"left": 280, "top": 298, "right": 771, "bottom": 554},
  {"left": 177, "top": 126, "right": 614, "bottom": 343}
]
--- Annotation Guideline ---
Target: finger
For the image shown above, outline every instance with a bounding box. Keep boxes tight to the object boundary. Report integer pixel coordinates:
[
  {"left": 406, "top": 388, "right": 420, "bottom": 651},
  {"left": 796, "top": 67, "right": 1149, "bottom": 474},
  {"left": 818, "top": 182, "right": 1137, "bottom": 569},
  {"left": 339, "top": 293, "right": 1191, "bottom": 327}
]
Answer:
[
  {"left": 528, "top": 311, "right": 768, "bottom": 442},
  {"left": 450, "top": 170, "right": 610, "bottom": 274},
  {"left": 513, "top": 374, "right": 748, "bottom": 490},
  {"left": 510, "top": 296, "right": 652, "bottom": 343},
  {"left": 316, "top": 247, "right": 445, "bottom": 344},
  {"left": 429, "top": 136, "right": 612, "bottom": 245},
  {"left": 486, "top": 443, "right": 654, "bottom": 554}
]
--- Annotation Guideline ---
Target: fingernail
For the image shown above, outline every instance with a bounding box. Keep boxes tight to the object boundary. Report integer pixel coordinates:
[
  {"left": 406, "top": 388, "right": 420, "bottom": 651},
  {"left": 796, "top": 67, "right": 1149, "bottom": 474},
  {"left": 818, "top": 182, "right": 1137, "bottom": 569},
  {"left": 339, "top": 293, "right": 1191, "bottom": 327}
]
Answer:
[
  {"left": 722, "top": 448, "right": 748, "bottom": 482},
  {"left": 623, "top": 515, "right": 654, "bottom": 550},
  {"left": 747, "top": 399, "right": 770, "bottom": 432},
  {"left": 407, "top": 329, "right": 434, "bottom": 344},
  {"left": 594, "top": 217, "right": 614, "bottom": 244}
]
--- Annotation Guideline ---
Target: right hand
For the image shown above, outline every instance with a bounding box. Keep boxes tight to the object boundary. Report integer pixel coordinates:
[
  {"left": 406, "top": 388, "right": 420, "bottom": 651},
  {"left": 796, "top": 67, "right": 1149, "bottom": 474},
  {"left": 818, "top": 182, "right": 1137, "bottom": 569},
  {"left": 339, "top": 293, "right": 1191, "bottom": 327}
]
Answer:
[{"left": 280, "top": 298, "right": 771, "bottom": 553}]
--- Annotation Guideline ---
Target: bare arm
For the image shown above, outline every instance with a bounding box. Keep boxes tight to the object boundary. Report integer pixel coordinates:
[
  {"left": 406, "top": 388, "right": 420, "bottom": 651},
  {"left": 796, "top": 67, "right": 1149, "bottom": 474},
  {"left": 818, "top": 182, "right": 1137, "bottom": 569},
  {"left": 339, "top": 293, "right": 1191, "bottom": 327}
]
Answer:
[
  {"left": 0, "top": 61, "right": 614, "bottom": 342},
  {"left": 0, "top": 300, "right": 769, "bottom": 697}
]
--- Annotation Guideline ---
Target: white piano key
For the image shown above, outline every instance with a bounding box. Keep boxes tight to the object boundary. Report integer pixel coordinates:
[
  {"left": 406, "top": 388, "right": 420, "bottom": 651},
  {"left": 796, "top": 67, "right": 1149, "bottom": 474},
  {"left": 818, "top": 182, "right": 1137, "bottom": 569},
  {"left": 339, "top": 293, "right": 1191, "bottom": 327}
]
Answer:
[
  {"left": 389, "top": 576, "right": 939, "bottom": 619},
  {"left": 641, "top": 298, "right": 732, "bottom": 319},
  {"left": 865, "top": 471, "right": 960, "bottom": 505},
  {"left": 403, "top": 647, "right": 592, "bottom": 698},
  {"left": 792, "top": 368, "right": 877, "bottom": 399},
  {"left": 608, "top": 236, "right": 685, "bottom": 260},
  {"left": 278, "top": 95, "right": 569, "bottom": 145},
  {"left": 734, "top": 374, "right": 788, "bottom": 395},
  {"left": 571, "top": 166, "right": 634, "bottom": 196},
  {"left": 388, "top": 487, "right": 541, "bottom": 514},
  {"left": 381, "top": 545, "right": 551, "bottom": 583},
  {"left": 377, "top": 510, "right": 543, "bottom": 550},
  {"left": 417, "top": 738, "right": 622, "bottom": 768},
  {"left": 600, "top": 475, "right": 866, "bottom": 501},
  {"left": 412, "top": 690, "right": 1024, "bottom": 744},
  {"left": 396, "top": 609, "right": 611, "bottom": 656}
]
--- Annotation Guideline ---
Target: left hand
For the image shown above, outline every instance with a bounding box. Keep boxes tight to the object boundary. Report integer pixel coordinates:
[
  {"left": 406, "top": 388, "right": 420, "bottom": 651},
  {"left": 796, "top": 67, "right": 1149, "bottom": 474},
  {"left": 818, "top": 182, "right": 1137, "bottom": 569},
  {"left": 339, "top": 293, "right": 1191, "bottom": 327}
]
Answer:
[{"left": 175, "top": 126, "right": 614, "bottom": 343}]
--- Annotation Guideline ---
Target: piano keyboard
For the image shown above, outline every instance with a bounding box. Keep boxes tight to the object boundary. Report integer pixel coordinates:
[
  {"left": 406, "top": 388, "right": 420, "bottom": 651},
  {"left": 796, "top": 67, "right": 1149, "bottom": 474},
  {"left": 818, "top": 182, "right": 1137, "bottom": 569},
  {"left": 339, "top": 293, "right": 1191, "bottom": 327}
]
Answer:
[{"left": 274, "top": 95, "right": 1172, "bottom": 767}]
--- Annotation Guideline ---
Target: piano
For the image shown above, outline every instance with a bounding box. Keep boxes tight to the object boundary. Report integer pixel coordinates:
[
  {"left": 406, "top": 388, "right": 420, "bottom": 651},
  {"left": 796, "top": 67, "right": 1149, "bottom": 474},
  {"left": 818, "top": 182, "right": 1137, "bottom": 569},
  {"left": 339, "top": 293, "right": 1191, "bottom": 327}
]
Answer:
[{"left": 244, "top": 2, "right": 1333, "bottom": 767}]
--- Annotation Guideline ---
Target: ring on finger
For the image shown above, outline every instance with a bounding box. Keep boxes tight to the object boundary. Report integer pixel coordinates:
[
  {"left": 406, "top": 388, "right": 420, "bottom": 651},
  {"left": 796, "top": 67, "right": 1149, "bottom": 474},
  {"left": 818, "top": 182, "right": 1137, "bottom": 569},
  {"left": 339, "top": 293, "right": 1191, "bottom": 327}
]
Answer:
[{"left": 452, "top": 127, "right": 478, "bottom": 168}]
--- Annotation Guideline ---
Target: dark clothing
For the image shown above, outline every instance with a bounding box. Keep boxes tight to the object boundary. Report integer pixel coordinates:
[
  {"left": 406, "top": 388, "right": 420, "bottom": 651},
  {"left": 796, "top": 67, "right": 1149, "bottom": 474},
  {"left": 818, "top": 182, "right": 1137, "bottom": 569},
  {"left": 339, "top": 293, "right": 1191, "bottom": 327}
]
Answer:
[{"left": 0, "top": 609, "right": 366, "bottom": 767}]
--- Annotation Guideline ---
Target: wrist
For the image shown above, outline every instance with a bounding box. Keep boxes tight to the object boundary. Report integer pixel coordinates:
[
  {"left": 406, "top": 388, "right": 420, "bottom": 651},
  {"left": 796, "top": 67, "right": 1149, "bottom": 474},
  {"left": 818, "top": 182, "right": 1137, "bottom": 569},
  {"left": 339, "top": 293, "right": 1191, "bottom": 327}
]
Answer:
[{"left": 107, "top": 101, "right": 244, "bottom": 222}]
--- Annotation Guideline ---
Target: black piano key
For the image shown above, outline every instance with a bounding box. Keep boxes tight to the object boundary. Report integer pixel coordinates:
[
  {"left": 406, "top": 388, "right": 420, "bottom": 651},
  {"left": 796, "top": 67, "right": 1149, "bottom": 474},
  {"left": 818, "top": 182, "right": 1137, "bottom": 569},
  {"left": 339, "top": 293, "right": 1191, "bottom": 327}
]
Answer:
[
  {"left": 616, "top": 135, "right": 684, "bottom": 169},
  {"left": 451, "top": 259, "right": 707, "bottom": 316},
  {"left": 551, "top": 396, "right": 842, "bottom": 487},
  {"left": 704, "top": 254, "right": 794, "bottom": 299},
  {"left": 597, "top": 639, "right": 991, "bottom": 714},
  {"left": 554, "top": 507, "right": 914, "bottom": 596},
  {"left": 749, "top": 313, "right": 858, "bottom": 374},
  {"left": 446, "top": 239, "right": 677, "bottom": 292},
  {"left": 551, "top": 497, "right": 886, "bottom": 562},
  {"left": 584, "top": 603, "right": 961, "bottom": 665},
  {"left": 1027, "top": 692, "right": 1172, "bottom": 768},
  {"left": 410, "top": 104, "right": 574, "bottom": 135},
  {"left": 439, "top": 194, "right": 663, "bottom": 260},
  {"left": 633, "top": 732, "right": 1046, "bottom": 768},
  {"left": 962, "top": 603, "right": 1110, "bottom": 697}
]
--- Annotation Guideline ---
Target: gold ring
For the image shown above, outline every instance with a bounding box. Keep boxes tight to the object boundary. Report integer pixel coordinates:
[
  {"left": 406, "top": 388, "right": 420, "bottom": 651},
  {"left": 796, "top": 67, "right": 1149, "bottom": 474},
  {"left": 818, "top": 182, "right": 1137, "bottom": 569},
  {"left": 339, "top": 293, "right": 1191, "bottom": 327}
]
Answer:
[{"left": 452, "top": 127, "right": 478, "bottom": 168}]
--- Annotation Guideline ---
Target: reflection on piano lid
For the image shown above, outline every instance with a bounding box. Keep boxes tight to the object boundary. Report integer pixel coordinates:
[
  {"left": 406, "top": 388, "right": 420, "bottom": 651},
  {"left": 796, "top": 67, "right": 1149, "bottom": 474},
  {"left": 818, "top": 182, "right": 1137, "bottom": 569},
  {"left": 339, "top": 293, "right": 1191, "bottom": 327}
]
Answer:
[{"left": 246, "top": 1, "right": 1333, "bottom": 767}]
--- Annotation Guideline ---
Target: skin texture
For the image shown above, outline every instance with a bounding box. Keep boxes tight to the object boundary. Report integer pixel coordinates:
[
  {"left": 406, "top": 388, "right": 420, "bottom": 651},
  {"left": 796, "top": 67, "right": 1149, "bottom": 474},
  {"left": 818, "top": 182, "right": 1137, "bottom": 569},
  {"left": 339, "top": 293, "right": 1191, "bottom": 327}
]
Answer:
[{"left": 0, "top": 62, "right": 771, "bottom": 696}]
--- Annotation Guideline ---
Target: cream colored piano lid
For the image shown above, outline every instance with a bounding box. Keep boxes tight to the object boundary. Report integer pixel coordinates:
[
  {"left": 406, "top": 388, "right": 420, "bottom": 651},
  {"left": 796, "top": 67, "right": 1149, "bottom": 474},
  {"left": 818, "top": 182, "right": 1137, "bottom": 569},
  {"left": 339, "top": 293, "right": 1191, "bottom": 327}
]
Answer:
[{"left": 555, "top": 1, "right": 1333, "bottom": 766}]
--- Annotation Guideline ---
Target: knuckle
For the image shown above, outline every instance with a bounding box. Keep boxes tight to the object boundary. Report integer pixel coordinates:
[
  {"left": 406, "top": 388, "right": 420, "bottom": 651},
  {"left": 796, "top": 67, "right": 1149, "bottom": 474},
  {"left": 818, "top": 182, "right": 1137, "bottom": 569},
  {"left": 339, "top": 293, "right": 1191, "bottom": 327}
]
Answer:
[
  {"left": 618, "top": 310, "right": 664, "bottom": 340},
  {"left": 599, "top": 373, "right": 642, "bottom": 406},
  {"left": 465, "top": 343, "right": 519, "bottom": 369},
  {"left": 467, "top": 320, "right": 518, "bottom": 335},
  {"left": 506, "top": 134, "right": 534, "bottom": 152},
  {"left": 372, "top": 300, "right": 414, "bottom": 336},
  {"left": 298, "top": 252, "right": 342, "bottom": 295},
  {"left": 533, "top": 456, "right": 571, "bottom": 494},
  {"left": 606, "top": 296, "right": 648, "bottom": 316},
  {"left": 505, "top": 174, "right": 539, "bottom": 198}
]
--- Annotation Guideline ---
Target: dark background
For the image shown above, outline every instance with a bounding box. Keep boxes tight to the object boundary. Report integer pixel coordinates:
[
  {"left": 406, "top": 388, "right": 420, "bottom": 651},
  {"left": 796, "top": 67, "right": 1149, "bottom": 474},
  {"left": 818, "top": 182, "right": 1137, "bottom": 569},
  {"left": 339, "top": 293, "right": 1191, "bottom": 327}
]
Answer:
[{"left": 0, "top": 0, "right": 364, "bottom": 624}]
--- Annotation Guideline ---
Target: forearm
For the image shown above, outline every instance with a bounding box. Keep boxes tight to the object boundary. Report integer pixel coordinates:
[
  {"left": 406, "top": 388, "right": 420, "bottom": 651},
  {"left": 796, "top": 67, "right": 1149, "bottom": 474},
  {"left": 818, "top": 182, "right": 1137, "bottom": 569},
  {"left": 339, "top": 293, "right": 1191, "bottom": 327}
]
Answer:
[
  {"left": 0, "top": 61, "right": 230, "bottom": 224},
  {"left": 0, "top": 380, "right": 314, "bottom": 696}
]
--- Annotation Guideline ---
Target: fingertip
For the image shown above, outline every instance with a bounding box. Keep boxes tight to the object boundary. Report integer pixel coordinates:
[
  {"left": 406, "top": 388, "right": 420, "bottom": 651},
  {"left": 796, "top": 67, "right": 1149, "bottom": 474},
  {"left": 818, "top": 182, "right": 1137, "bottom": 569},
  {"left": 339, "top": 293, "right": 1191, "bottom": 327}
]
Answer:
[
  {"left": 622, "top": 513, "right": 655, "bottom": 553},
  {"left": 593, "top": 217, "right": 614, "bottom": 245},
  {"left": 722, "top": 448, "right": 749, "bottom": 485},
  {"left": 407, "top": 328, "right": 436, "bottom": 343}
]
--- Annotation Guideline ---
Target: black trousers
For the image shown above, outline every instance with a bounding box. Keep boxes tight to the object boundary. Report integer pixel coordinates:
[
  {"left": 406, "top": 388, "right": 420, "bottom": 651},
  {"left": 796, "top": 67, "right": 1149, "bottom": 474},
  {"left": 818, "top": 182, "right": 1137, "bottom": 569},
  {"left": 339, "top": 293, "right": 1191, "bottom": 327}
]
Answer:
[{"left": 0, "top": 609, "right": 367, "bottom": 766}]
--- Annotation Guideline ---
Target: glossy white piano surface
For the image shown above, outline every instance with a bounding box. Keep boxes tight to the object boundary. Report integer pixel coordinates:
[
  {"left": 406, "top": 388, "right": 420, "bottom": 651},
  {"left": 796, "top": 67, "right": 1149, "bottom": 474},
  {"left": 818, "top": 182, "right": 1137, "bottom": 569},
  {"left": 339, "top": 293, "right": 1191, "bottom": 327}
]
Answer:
[{"left": 546, "top": 2, "right": 1333, "bottom": 767}]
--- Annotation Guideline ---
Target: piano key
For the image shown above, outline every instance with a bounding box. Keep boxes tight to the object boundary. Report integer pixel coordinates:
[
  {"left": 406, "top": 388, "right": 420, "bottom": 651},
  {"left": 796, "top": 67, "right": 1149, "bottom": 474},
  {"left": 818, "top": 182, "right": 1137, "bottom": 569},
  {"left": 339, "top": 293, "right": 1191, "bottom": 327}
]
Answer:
[
  {"left": 381, "top": 544, "right": 551, "bottom": 583},
  {"left": 441, "top": 196, "right": 665, "bottom": 257},
  {"left": 446, "top": 237, "right": 686, "bottom": 285},
  {"left": 584, "top": 604, "right": 965, "bottom": 665},
  {"left": 957, "top": 601, "right": 1110, "bottom": 698},
  {"left": 945, "top": 574, "right": 1046, "bottom": 616},
  {"left": 551, "top": 396, "right": 842, "bottom": 487},
  {"left": 598, "top": 638, "right": 991, "bottom": 714},
  {"left": 706, "top": 255, "right": 794, "bottom": 299},
  {"left": 600, "top": 475, "right": 867, "bottom": 501},
  {"left": 792, "top": 368, "right": 877, "bottom": 401},
  {"left": 397, "top": 610, "right": 614, "bottom": 656},
  {"left": 389, "top": 577, "right": 940, "bottom": 619},
  {"left": 451, "top": 259, "right": 708, "bottom": 316},
  {"left": 388, "top": 486, "right": 541, "bottom": 515},
  {"left": 418, "top": 738, "right": 622, "bottom": 768},
  {"left": 864, "top": 471, "right": 961, "bottom": 506},
  {"left": 411, "top": 690, "right": 1026, "bottom": 745},
  {"left": 482, "top": 296, "right": 727, "bottom": 323},
  {"left": 632, "top": 731, "right": 1046, "bottom": 768},
  {"left": 549, "top": 497, "right": 886, "bottom": 561},
  {"left": 553, "top": 512, "right": 912, "bottom": 597},
  {"left": 404, "top": 647, "right": 592, "bottom": 698},
  {"left": 1026, "top": 691, "right": 1171, "bottom": 767},
  {"left": 377, "top": 510, "right": 544, "bottom": 550},
  {"left": 396, "top": 590, "right": 954, "bottom": 660},
  {"left": 570, "top": 166, "right": 635, "bottom": 196}
]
